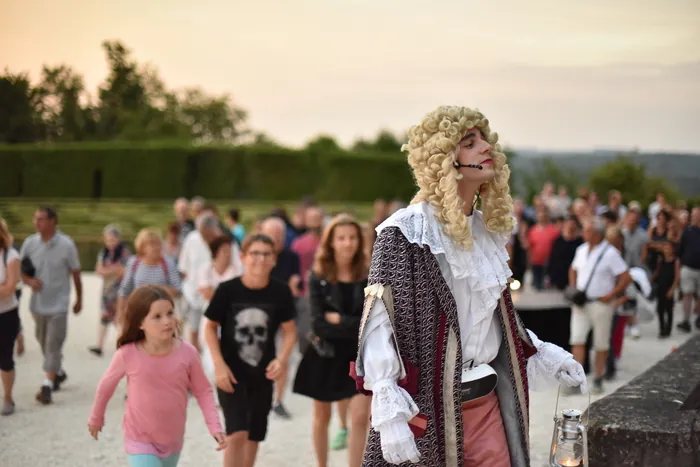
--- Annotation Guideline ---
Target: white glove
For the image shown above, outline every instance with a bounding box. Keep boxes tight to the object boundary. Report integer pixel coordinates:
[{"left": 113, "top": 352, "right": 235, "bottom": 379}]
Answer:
[
  {"left": 556, "top": 358, "right": 588, "bottom": 394},
  {"left": 378, "top": 420, "right": 421, "bottom": 464}
]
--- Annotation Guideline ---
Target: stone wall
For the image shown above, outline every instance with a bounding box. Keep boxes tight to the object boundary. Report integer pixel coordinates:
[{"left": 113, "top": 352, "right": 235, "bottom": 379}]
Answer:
[{"left": 586, "top": 335, "right": 700, "bottom": 466}]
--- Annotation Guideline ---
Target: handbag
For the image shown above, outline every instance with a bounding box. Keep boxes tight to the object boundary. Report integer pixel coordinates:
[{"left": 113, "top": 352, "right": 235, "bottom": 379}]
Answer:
[
  {"left": 20, "top": 256, "right": 36, "bottom": 278},
  {"left": 306, "top": 329, "right": 335, "bottom": 358},
  {"left": 564, "top": 245, "right": 610, "bottom": 307},
  {"left": 305, "top": 278, "right": 336, "bottom": 358}
]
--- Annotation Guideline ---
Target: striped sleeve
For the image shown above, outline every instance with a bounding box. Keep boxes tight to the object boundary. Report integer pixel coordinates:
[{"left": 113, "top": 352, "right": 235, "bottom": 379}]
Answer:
[
  {"left": 119, "top": 256, "right": 137, "bottom": 297},
  {"left": 165, "top": 258, "right": 182, "bottom": 291}
]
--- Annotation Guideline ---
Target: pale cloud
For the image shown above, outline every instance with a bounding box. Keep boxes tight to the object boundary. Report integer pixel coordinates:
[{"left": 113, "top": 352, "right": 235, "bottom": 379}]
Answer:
[{"left": 1, "top": 0, "right": 699, "bottom": 151}]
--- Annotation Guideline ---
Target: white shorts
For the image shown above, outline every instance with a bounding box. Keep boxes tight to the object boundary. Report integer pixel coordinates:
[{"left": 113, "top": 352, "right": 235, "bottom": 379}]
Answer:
[
  {"left": 199, "top": 317, "right": 216, "bottom": 381},
  {"left": 179, "top": 298, "right": 204, "bottom": 331},
  {"left": 569, "top": 301, "right": 614, "bottom": 351},
  {"left": 680, "top": 266, "right": 700, "bottom": 295}
]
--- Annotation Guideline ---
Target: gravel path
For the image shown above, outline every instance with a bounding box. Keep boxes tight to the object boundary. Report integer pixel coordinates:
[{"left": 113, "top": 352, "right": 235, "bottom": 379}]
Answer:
[{"left": 0, "top": 274, "right": 692, "bottom": 466}]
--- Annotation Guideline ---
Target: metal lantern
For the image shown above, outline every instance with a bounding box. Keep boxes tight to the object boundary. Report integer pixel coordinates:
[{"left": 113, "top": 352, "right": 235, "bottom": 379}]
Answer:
[{"left": 549, "top": 387, "right": 590, "bottom": 467}]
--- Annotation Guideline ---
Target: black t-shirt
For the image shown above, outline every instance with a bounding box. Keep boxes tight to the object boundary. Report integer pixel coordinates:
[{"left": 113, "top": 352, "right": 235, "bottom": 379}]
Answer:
[
  {"left": 204, "top": 277, "right": 295, "bottom": 380},
  {"left": 547, "top": 236, "right": 584, "bottom": 290},
  {"left": 679, "top": 226, "right": 700, "bottom": 269},
  {"left": 271, "top": 249, "right": 301, "bottom": 285}
]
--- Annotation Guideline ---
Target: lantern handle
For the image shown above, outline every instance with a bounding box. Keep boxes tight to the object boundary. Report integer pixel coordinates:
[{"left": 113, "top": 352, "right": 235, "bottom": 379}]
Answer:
[
  {"left": 584, "top": 388, "right": 591, "bottom": 426},
  {"left": 552, "top": 384, "right": 592, "bottom": 424}
]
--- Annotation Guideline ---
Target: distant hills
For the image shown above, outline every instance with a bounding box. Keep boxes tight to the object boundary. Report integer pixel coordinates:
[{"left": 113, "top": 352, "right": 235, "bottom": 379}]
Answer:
[{"left": 509, "top": 149, "right": 700, "bottom": 196}]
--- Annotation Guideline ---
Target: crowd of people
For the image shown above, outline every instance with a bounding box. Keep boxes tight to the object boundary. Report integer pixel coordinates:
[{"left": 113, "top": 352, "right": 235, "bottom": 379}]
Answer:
[
  {"left": 508, "top": 185, "right": 700, "bottom": 394},
  {"left": 0, "top": 196, "right": 404, "bottom": 467},
  {"left": 0, "top": 179, "right": 698, "bottom": 466}
]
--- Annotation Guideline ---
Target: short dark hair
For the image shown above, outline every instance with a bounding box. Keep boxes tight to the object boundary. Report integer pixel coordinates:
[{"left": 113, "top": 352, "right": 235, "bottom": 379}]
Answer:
[
  {"left": 241, "top": 234, "right": 275, "bottom": 254},
  {"left": 227, "top": 209, "right": 240, "bottom": 223},
  {"left": 208, "top": 235, "right": 232, "bottom": 257},
  {"left": 564, "top": 215, "right": 581, "bottom": 229},
  {"left": 38, "top": 205, "right": 58, "bottom": 223},
  {"left": 601, "top": 210, "right": 618, "bottom": 223},
  {"left": 657, "top": 210, "right": 671, "bottom": 223}
]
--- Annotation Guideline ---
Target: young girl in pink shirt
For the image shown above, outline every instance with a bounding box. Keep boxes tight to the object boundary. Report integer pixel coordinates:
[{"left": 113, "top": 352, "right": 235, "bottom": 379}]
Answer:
[{"left": 88, "top": 285, "right": 226, "bottom": 467}]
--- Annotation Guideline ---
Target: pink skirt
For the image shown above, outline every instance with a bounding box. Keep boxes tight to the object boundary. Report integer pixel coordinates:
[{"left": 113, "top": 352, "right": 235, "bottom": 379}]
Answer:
[{"left": 461, "top": 390, "right": 511, "bottom": 467}]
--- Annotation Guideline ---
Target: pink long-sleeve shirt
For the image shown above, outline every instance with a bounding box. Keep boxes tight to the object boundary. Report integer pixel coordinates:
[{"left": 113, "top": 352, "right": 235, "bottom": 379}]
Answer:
[{"left": 88, "top": 340, "right": 222, "bottom": 458}]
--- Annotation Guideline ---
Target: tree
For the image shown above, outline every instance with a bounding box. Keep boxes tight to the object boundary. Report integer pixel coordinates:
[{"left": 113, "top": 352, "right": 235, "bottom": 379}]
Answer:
[
  {"left": 96, "top": 40, "right": 151, "bottom": 140},
  {"left": 176, "top": 88, "right": 248, "bottom": 144},
  {"left": 250, "top": 131, "right": 280, "bottom": 147},
  {"left": 351, "top": 137, "right": 373, "bottom": 153},
  {"left": 588, "top": 156, "right": 680, "bottom": 207},
  {"left": 0, "top": 70, "right": 43, "bottom": 143},
  {"left": 373, "top": 129, "right": 402, "bottom": 153},
  {"left": 306, "top": 134, "right": 342, "bottom": 153},
  {"left": 352, "top": 129, "right": 403, "bottom": 154},
  {"left": 520, "top": 158, "right": 580, "bottom": 203},
  {"left": 35, "top": 65, "right": 91, "bottom": 141}
]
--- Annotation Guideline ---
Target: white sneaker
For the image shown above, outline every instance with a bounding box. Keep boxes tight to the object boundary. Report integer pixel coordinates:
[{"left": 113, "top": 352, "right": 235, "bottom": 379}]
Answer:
[{"left": 629, "top": 325, "right": 641, "bottom": 339}]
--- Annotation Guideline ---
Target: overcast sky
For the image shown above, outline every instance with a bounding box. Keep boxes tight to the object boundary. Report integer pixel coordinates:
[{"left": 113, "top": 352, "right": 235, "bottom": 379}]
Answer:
[{"left": 2, "top": 0, "right": 699, "bottom": 152}]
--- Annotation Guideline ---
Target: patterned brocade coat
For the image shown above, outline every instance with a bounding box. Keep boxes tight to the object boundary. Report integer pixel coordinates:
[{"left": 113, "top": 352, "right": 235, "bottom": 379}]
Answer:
[{"left": 352, "top": 226, "right": 537, "bottom": 467}]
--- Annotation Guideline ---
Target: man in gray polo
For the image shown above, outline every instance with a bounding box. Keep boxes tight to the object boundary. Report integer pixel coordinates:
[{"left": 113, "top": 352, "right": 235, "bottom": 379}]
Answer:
[
  {"left": 20, "top": 206, "right": 82, "bottom": 405},
  {"left": 621, "top": 209, "right": 648, "bottom": 339}
]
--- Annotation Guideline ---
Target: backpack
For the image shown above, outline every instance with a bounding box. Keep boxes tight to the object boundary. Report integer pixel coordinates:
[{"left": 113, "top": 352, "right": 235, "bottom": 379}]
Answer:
[
  {"left": 101, "top": 242, "right": 125, "bottom": 265},
  {"left": 131, "top": 257, "right": 171, "bottom": 286}
]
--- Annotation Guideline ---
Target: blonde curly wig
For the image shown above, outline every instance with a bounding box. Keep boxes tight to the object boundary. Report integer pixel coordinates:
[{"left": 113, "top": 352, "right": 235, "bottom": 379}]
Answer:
[{"left": 401, "top": 105, "right": 515, "bottom": 250}]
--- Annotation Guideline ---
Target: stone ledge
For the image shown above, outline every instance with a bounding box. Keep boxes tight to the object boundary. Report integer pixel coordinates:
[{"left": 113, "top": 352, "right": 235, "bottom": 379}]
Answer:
[{"left": 586, "top": 335, "right": 700, "bottom": 467}]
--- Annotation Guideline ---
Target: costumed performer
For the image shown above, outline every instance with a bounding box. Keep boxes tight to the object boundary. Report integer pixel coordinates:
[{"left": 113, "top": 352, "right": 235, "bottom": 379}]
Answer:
[{"left": 351, "top": 105, "right": 588, "bottom": 467}]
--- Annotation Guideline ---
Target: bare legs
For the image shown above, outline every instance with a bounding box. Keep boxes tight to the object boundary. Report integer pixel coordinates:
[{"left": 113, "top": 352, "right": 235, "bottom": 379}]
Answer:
[
  {"left": 347, "top": 395, "right": 371, "bottom": 467},
  {"left": 313, "top": 401, "right": 332, "bottom": 467},
  {"left": 312, "top": 396, "right": 371, "bottom": 467},
  {"left": 336, "top": 399, "right": 349, "bottom": 430},
  {"left": 572, "top": 344, "right": 607, "bottom": 378},
  {"left": 274, "top": 371, "right": 287, "bottom": 407},
  {"left": 224, "top": 432, "right": 259, "bottom": 467},
  {"left": 15, "top": 333, "right": 24, "bottom": 356},
  {"left": 1, "top": 369, "right": 14, "bottom": 403},
  {"left": 94, "top": 323, "right": 108, "bottom": 351},
  {"left": 681, "top": 293, "right": 700, "bottom": 323}
]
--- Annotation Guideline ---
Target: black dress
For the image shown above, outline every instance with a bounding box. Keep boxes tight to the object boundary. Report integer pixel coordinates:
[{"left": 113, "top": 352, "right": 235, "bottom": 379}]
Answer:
[{"left": 293, "top": 273, "right": 367, "bottom": 402}]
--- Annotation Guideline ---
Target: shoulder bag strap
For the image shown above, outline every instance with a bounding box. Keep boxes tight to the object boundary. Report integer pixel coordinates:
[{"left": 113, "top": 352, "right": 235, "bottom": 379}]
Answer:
[
  {"left": 160, "top": 258, "right": 170, "bottom": 285},
  {"left": 131, "top": 258, "right": 141, "bottom": 275},
  {"left": 582, "top": 245, "right": 610, "bottom": 294}
]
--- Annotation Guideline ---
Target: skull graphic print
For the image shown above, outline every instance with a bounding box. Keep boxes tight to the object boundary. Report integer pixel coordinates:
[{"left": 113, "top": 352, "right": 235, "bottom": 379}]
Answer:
[{"left": 233, "top": 307, "right": 269, "bottom": 367}]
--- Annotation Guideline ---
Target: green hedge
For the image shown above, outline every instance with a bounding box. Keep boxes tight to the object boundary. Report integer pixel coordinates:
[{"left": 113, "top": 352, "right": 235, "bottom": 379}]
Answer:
[{"left": 0, "top": 144, "right": 415, "bottom": 202}]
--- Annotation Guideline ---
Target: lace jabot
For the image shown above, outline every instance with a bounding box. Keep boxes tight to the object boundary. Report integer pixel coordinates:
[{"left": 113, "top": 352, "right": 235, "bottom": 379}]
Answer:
[{"left": 376, "top": 201, "right": 513, "bottom": 306}]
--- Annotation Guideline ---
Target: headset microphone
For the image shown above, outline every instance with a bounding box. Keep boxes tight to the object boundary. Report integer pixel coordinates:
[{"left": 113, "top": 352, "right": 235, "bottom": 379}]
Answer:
[{"left": 453, "top": 162, "right": 483, "bottom": 170}]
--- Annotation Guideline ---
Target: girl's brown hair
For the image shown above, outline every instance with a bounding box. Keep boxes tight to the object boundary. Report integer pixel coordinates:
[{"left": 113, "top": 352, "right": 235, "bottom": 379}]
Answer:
[
  {"left": 0, "top": 218, "right": 12, "bottom": 250},
  {"left": 312, "top": 214, "right": 367, "bottom": 283},
  {"left": 208, "top": 234, "right": 233, "bottom": 257},
  {"left": 117, "top": 285, "right": 178, "bottom": 348}
]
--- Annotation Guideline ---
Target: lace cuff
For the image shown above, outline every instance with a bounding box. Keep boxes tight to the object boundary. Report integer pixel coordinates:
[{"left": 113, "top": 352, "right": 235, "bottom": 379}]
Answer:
[
  {"left": 526, "top": 333, "right": 574, "bottom": 392},
  {"left": 370, "top": 379, "right": 420, "bottom": 429}
]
